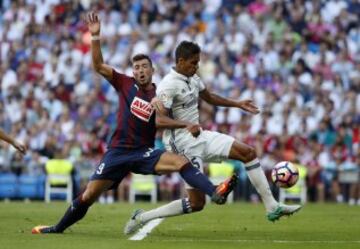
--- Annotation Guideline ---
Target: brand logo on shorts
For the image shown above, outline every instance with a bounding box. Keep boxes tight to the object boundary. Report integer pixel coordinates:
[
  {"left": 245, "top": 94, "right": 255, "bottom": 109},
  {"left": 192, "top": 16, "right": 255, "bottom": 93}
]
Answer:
[{"left": 130, "top": 97, "right": 154, "bottom": 122}]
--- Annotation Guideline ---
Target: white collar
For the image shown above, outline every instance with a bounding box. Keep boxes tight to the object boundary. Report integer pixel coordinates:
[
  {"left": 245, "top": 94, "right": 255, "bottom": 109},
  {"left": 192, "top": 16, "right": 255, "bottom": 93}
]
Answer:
[{"left": 170, "top": 68, "right": 190, "bottom": 82}]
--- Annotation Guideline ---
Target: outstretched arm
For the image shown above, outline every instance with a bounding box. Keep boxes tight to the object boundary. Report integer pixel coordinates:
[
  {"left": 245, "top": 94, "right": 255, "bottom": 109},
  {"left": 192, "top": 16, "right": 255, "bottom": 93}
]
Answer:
[
  {"left": 151, "top": 98, "right": 201, "bottom": 137},
  {"left": 0, "top": 129, "right": 27, "bottom": 155},
  {"left": 85, "top": 12, "right": 113, "bottom": 81},
  {"left": 199, "top": 88, "right": 260, "bottom": 114}
]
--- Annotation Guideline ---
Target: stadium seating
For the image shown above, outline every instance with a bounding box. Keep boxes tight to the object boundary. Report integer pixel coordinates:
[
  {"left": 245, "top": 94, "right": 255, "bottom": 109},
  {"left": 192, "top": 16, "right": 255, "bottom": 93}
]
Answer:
[
  {"left": 129, "top": 174, "right": 157, "bottom": 203},
  {"left": 0, "top": 173, "right": 17, "bottom": 199},
  {"left": 338, "top": 162, "right": 359, "bottom": 184},
  {"left": 18, "top": 174, "right": 39, "bottom": 199},
  {"left": 45, "top": 159, "right": 74, "bottom": 203}
]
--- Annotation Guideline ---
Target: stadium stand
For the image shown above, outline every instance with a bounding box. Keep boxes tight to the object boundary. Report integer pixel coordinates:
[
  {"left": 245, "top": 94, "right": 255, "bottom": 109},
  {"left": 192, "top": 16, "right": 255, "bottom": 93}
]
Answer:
[{"left": 0, "top": 0, "right": 359, "bottom": 204}]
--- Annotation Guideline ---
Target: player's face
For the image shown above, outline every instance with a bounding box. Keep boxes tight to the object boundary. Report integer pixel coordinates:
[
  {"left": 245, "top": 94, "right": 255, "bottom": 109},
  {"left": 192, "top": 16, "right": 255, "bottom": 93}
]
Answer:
[
  {"left": 178, "top": 53, "right": 200, "bottom": 77},
  {"left": 133, "top": 59, "right": 154, "bottom": 86}
]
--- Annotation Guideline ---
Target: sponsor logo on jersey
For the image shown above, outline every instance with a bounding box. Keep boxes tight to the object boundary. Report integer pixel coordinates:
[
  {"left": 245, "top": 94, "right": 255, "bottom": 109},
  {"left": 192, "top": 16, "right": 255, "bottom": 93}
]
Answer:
[{"left": 130, "top": 96, "right": 154, "bottom": 122}]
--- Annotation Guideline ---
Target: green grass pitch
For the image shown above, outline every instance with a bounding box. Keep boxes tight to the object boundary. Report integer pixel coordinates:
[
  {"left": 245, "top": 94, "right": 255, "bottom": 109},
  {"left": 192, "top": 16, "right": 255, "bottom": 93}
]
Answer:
[{"left": 0, "top": 202, "right": 359, "bottom": 249}]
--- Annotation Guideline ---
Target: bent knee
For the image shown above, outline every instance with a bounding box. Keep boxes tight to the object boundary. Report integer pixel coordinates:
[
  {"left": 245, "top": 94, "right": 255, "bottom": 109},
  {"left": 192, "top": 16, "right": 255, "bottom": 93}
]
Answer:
[
  {"left": 244, "top": 146, "right": 257, "bottom": 162},
  {"left": 189, "top": 199, "right": 206, "bottom": 212},
  {"left": 232, "top": 144, "right": 257, "bottom": 163},
  {"left": 175, "top": 156, "right": 190, "bottom": 170}
]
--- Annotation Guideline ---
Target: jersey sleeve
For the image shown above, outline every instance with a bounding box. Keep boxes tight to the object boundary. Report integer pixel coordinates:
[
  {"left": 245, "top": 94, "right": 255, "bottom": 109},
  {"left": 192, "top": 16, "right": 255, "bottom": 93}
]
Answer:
[
  {"left": 193, "top": 74, "right": 206, "bottom": 91},
  {"left": 156, "top": 79, "right": 177, "bottom": 109},
  {"left": 109, "top": 69, "right": 133, "bottom": 92}
]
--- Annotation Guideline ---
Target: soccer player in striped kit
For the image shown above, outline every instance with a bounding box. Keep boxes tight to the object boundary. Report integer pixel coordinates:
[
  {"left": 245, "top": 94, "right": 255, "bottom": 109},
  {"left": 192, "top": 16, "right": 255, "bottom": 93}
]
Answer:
[{"left": 32, "top": 13, "right": 236, "bottom": 235}]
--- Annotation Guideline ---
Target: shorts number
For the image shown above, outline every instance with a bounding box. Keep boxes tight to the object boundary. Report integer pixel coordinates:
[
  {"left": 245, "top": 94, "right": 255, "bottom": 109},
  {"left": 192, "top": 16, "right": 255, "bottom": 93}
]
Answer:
[
  {"left": 143, "top": 148, "right": 154, "bottom": 158},
  {"left": 96, "top": 163, "right": 105, "bottom": 175},
  {"left": 191, "top": 157, "right": 201, "bottom": 169}
]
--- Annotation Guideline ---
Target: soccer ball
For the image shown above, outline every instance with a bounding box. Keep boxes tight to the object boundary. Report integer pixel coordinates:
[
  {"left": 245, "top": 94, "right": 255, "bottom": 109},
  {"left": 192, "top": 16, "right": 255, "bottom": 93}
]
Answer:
[{"left": 271, "top": 161, "right": 299, "bottom": 188}]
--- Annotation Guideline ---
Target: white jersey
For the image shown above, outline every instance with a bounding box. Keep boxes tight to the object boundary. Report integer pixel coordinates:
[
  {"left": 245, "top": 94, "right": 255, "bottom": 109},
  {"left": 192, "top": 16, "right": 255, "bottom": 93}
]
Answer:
[
  {"left": 157, "top": 68, "right": 235, "bottom": 189},
  {"left": 156, "top": 68, "right": 205, "bottom": 153}
]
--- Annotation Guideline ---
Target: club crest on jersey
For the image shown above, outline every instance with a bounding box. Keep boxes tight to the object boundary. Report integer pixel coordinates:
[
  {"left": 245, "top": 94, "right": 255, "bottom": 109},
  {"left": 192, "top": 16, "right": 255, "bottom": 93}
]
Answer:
[
  {"left": 130, "top": 96, "right": 154, "bottom": 122},
  {"left": 158, "top": 92, "right": 170, "bottom": 103}
]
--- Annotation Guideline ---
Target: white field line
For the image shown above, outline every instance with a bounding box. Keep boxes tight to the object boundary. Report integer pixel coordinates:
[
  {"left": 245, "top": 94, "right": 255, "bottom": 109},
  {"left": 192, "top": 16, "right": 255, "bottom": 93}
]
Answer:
[
  {"left": 127, "top": 219, "right": 359, "bottom": 244},
  {"left": 129, "top": 218, "right": 164, "bottom": 241},
  {"left": 160, "top": 239, "right": 360, "bottom": 244}
]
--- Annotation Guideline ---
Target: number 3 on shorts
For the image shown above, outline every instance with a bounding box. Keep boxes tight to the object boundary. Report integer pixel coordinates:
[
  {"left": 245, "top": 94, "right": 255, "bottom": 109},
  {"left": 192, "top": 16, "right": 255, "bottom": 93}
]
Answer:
[{"left": 143, "top": 148, "right": 154, "bottom": 158}]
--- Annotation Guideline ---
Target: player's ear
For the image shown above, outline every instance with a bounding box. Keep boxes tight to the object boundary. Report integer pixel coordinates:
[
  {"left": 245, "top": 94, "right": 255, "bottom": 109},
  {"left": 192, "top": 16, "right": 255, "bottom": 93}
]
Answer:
[{"left": 177, "top": 58, "right": 186, "bottom": 70}]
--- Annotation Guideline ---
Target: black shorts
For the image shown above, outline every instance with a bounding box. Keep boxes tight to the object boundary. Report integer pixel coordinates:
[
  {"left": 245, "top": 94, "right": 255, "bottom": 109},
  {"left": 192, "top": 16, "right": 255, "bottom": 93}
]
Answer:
[{"left": 90, "top": 147, "right": 165, "bottom": 189}]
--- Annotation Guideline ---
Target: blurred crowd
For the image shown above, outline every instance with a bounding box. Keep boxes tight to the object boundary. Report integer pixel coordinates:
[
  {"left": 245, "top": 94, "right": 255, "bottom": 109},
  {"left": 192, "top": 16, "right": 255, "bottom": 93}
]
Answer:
[{"left": 0, "top": 0, "right": 359, "bottom": 204}]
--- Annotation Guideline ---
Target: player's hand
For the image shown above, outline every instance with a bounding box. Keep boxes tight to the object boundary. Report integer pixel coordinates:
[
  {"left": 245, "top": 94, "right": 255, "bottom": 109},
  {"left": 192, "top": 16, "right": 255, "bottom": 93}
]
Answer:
[
  {"left": 12, "top": 141, "right": 27, "bottom": 155},
  {"left": 151, "top": 97, "right": 167, "bottom": 114},
  {"left": 85, "top": 12, "right": 101, "bottom": 35},
  {"left": 186, "top": 124, "right": 201, "bottom": 138},
  {"left": 238, "top": 99, "right": 260, "bottom": 114}
]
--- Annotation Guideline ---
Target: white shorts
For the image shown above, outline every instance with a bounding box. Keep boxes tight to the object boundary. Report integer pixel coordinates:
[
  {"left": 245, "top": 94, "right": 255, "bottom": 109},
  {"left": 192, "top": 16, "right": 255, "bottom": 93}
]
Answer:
[{"left": 165, "top": 130, "right": 235, "bottom": 189}]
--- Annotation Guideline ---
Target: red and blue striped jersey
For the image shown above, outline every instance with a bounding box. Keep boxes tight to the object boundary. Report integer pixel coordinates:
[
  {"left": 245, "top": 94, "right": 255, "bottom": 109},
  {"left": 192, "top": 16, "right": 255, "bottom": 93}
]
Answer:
[{"left": 108, "top": 69, "right": 156, "bottom": 149}]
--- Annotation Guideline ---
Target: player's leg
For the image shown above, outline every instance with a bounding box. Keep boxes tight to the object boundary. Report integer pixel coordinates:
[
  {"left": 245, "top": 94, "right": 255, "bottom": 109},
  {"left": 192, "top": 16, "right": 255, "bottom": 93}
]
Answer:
[
  {"left": 184, "top": 166, "right": 235, "bottom": 213},
  {"left": 132, "top": 188, "right": 205, "bottom": 233},
  {"left": 124, "top": 150, "right": 236, "bottom": 234},
  {"left": 154, "top": 152, "right": 217, "bottom": 196},
  {"left": 187, "top": 189, "right": 206, "bottom": 211},
  {"left": 33, "top": 148, "right": 129, "bottom": 234},
  {"left": 228, "top": 140, "right": 301, "bottom": 220},
  {"left": 125, "top": 151, "right": 196, "bottom": 234},
  {"left": 228, "top": 141, "right": 278, "bottom": 211},
  {"left": 125, "top": 188, "right": 206, "bottom": 234},
  {"left": 198, "top": 130, "right": 300, "bottom": 220},
  {"left": 154, "top": 151, "right": 237, "bottom": 203},
  {"left": 32, "top": 179, "right": 114, "bottom": 234}
]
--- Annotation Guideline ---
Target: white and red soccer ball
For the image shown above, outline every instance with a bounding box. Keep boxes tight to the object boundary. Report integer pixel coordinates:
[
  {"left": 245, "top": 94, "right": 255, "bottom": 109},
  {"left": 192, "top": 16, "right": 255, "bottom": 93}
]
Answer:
[{"left": 271, "top": 161, "right": 299, "bottom": 188}]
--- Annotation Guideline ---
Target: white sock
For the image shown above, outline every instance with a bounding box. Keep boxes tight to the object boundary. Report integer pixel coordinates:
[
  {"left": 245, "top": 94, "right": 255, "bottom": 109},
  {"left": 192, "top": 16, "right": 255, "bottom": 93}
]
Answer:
[
  {"left": 140, "top": 198, "right": 191, "bottom": 223},
  {"left": 99, "top": 196, "right": 106, "bottom": 204},
  {"left": 336, "top": 195, "right": 343, "bottom": 203},
  {"left": 245, "top": 158, "right": 278, "bottom": 212},
  {"left": 349, "top": 198, "right": 355, "bottom": 205},
  {"left": 106, "top": 196, "right": 114, "bottom": 204}
]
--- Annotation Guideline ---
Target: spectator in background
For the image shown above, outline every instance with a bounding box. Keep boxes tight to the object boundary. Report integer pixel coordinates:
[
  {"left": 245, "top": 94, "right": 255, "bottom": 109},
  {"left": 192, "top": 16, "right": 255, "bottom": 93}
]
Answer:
[
  {"left": 348, "top": 152, "right": 360, "bottom": 205},
  {"left": 158, "top": 173, "right": 182, "bottom": 201},
  {"left": 0, "top": 0, "right": 358, "bottom": 204}
]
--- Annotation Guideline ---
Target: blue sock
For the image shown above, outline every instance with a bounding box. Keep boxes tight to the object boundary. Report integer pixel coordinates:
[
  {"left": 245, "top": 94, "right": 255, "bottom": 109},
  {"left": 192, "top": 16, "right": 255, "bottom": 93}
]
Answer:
[
  {"left": 179, "top": 163, "right": 215, "bottom": 196},
  {"left": 54, "top": 195, "right": 90, "bottom": 232}
]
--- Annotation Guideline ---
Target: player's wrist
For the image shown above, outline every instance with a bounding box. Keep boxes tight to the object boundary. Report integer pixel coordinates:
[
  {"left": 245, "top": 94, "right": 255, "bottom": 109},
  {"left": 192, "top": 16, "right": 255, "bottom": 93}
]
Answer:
[
  {"left": 91, "top": 34, "right": 101, "bottom": 41},
  {"left": 184, "top": 122, "right": 193, "bottom": 128},
  {"left": 237, "top": 101, "right": 244, "bottom": 109}
]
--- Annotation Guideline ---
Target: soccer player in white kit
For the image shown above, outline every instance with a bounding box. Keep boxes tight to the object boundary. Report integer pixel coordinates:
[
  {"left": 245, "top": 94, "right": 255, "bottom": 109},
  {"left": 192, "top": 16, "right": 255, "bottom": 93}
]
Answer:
[{"left": 124, "top": 41, "right": 301, "bottom": 234}]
